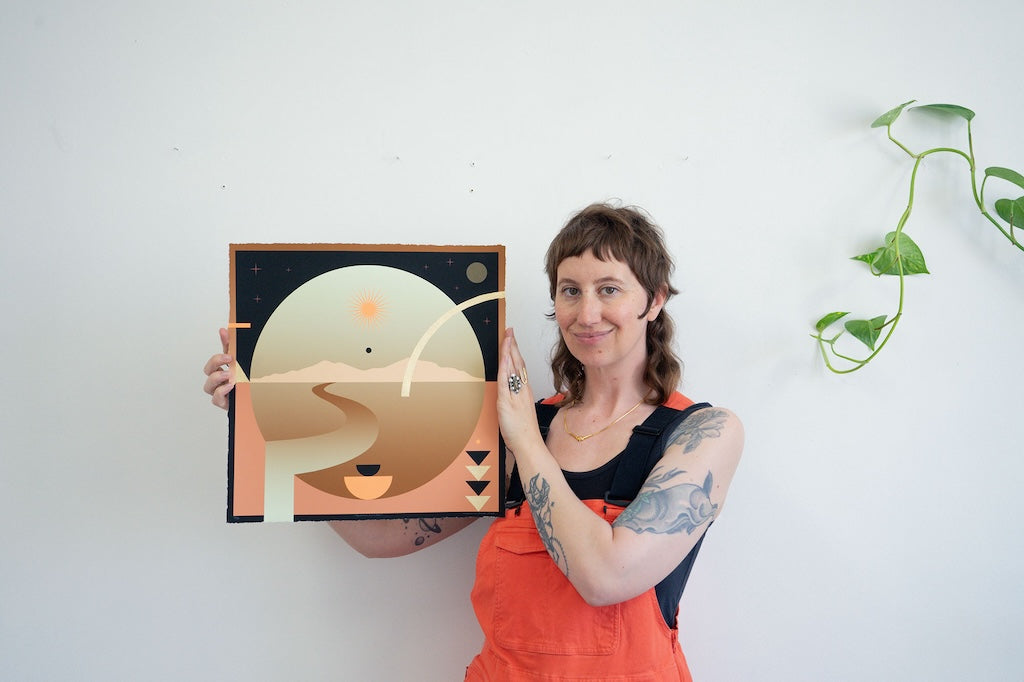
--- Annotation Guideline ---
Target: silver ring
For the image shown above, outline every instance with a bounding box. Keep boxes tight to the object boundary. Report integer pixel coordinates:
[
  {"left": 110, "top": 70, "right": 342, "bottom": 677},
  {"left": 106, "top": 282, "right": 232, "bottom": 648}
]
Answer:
[{"left": 507, "top": 374, "right": 522, "bottom": 394}]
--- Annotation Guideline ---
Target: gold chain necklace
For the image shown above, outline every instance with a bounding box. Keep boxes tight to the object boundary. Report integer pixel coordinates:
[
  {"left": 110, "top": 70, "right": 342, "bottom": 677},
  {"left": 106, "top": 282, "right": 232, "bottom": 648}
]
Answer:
[{"left": 563, "top": 398, "right": 646, "bottom": 443}]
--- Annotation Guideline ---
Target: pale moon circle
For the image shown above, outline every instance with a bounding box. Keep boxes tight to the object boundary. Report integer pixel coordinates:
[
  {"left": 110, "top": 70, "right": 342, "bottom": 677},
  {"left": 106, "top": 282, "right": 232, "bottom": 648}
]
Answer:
[{"left": 466, "top": 262, "right": 488, "bottom": 283}]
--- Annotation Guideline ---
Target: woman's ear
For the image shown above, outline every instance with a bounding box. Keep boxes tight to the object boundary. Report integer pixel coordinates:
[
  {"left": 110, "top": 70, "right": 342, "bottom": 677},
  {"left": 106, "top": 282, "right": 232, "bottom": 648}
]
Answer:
[{"left": 645, "top": 285, "right": 668, "bottom": 321}]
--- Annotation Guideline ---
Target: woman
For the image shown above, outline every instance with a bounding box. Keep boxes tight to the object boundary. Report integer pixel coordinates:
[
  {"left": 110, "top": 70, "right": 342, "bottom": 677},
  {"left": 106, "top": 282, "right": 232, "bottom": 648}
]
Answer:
[{"left": 203, "top": 202, "right": 743, "bottom": 680}]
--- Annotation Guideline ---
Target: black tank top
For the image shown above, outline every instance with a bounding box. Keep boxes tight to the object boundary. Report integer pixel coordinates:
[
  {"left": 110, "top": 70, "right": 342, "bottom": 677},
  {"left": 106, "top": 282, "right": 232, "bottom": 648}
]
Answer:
[{"left": 506, "top": 400, "right": 712, "bottom": 628}]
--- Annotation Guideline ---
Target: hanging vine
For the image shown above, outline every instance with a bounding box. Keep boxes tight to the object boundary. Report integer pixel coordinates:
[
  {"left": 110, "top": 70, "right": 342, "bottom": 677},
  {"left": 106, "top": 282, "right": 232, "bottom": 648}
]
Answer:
[{"left": 813, "top": 100, "right": 1024, "bottom": 374}]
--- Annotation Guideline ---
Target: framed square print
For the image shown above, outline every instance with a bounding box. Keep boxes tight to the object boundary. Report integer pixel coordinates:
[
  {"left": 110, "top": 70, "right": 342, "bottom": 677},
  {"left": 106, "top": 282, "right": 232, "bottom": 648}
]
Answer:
[{"left": 227, "top": 243, "right": 505, "bottom": 522}]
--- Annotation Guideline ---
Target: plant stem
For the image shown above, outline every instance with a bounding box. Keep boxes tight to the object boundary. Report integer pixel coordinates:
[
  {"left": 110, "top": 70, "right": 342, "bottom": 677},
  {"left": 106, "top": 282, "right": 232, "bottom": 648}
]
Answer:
[{"left": 888, "top": 127, "right": 916, "bottom": 158}]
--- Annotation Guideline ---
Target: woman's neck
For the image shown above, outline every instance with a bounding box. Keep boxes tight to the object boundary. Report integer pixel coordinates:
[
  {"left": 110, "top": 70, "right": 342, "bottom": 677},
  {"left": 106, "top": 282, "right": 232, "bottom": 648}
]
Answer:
[{"left": 577, "top": 366, "right": 651, "bottom": 414}]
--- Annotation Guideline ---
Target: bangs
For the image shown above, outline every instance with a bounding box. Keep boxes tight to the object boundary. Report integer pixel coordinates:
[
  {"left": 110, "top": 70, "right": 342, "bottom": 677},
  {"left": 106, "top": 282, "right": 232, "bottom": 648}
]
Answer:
[{"left": 546, "top": 208, "right": 643, "bottom": 297}]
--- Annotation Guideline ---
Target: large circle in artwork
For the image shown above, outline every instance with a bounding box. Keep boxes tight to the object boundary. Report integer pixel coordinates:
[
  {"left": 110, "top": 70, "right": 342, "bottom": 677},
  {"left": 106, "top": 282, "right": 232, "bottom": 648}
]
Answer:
[{"left": 249, "top": 265, "right": 485, "bottom": 498}]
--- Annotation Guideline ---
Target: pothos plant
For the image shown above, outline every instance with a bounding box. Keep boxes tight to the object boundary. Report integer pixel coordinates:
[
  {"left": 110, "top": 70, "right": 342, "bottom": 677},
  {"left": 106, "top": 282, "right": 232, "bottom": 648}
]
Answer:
[{"left": 813, "top": 100, "right": 1024, "bottom": 374}]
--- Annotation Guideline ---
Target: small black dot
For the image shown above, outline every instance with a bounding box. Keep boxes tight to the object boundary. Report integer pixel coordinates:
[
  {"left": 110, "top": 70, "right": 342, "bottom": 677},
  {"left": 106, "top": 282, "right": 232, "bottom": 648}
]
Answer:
[{"left": 365, "top": 347, "right": 372, "bottom": 353}]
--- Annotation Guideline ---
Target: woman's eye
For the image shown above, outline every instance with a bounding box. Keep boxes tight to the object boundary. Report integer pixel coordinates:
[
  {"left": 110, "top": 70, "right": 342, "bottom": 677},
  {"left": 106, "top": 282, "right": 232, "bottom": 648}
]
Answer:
[
  {"left": 601, "top": 286, "right": 618, "bottom": 295},
  {"left": 562, "top": 287, "right": 579, "bottom": 297}
]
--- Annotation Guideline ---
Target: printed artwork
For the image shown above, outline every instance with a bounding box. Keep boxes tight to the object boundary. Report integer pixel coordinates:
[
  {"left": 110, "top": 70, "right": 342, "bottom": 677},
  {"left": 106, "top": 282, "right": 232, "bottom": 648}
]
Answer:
[{"left": 227, "top": 244, "right": 506, "bottom": 522}]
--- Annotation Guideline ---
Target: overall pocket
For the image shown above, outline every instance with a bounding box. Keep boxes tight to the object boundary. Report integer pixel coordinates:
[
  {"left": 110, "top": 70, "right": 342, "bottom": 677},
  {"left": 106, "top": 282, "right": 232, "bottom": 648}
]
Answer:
[{"left": 492, "top": 524, "right": 622, "bottom": 656}]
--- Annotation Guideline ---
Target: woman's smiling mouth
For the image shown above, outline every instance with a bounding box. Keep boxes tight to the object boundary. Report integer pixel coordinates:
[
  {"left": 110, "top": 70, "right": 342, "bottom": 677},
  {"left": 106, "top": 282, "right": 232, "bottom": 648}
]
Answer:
[{"left": 573, "top": 330, "right": 612, "bottom": 344}]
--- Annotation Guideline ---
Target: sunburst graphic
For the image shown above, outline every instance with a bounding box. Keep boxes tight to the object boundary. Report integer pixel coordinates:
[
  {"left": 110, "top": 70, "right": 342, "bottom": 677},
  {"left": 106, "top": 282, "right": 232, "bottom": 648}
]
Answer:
[{"left": 351, "top": 289, "right": 387, "bottom": 326}]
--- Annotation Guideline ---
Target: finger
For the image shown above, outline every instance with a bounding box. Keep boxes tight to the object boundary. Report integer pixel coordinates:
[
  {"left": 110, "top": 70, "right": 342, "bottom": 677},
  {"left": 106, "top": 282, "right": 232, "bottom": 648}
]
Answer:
[
  {"left": 498, "top": 338, "right": 517, "bottom": 396},
  {"left": 499, "top": 328, "right": 517, "bottom": 377},
  {"left": 203, "top": 353, "right": 233, "bottom": 377},
  {"left": 501, "top": 328, "right": 528, "bottom": 388},
  {"left": 499, "top": 329, "right": 533, "bottom": 400},
  {"left": 204, "top": 329, "right": 233, "bottom": 375},
  {"left": 501, "top": 336, "right": 523, "bottom": 387},
  {"left": 506, "top": 329, "right": 528, "bottom": 382},
  {"left": 211, "top": 381, "right": 234, "bottom": 410},
  {"left": 203, "top": 368, "right": 232, "bottom": 396}
]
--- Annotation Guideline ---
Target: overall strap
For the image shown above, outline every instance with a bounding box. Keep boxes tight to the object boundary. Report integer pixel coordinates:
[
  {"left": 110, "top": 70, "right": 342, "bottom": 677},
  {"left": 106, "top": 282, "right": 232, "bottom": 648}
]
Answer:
[
  {"left": 604, "top": 402, "right": 712, "bottom": 507},
  {"left": 536, "top": 401, "right": 561, "bottom": 438},
  {"left": 504, "top": 402, "right": 560, "bottom": 508}
]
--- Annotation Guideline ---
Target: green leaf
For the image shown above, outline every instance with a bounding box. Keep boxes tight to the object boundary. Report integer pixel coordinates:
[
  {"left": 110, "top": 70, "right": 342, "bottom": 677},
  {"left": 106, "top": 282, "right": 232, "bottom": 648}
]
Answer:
[
  {"left": 889, "top": 231, "right": 929, "bottom": 275},
  {"left": 852, "top": 232, "right": 930, "bottom": 275},
  {"left": 844, "top": 315, "right": 888, "bottom": 350},
  {"left": 815, "top": 311, "right": 849, "bottom": 332},
  {"left": 871, "top": 100, "right": 916, "bottom": 128},
  {"left": 870, "top": 236, "right": 900, "bottom": 274},
  {"left": 912, "top": 103, "right": 976, "bottom": 121},
  {"left": 995, "top": 197, "right": 1024, "bottom": 227},
  {"left": 851, "top": 247, "right": 884, "bottom": 266},
  {"left": 985, "top": 166, "right": 1024, "bottom": 192}
]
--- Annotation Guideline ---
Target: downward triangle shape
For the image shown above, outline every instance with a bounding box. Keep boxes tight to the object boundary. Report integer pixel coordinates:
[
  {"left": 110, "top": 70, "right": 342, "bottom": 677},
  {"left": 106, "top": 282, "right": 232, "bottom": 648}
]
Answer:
[
  {"left": 466, "top": 480, "right": 490, "bottom": 495},
  {"left": 466, "top": 495, "right": 491, "bottom": 511},
  {"left": 466, "top": 450, "right": 490, "bottom": 465}
]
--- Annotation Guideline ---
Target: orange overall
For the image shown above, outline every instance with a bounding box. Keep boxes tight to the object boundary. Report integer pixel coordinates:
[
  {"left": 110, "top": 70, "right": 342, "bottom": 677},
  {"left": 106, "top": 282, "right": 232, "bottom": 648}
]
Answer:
[{"left": 465, "top": 395, "right": 705, "bottom": 681}]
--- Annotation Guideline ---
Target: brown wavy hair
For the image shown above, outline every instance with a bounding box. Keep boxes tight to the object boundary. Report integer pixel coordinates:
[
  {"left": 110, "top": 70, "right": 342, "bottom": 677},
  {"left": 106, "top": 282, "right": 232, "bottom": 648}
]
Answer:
[{"left": 545, "top": 202, "right": 682, "bottom": 405}]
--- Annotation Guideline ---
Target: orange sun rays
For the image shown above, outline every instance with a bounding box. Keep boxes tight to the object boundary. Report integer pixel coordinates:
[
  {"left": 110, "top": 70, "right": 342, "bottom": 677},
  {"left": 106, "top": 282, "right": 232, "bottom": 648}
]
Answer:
[{"left": 351, "top": 290, "right": 387, "bottom": 326}]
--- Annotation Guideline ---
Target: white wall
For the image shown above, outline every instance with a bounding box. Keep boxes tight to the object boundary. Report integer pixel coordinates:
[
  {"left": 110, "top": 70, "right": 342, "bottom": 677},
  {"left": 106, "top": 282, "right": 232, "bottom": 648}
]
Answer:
[{"left": 3, "top": 1, "right": 1022, "bottom": 680}]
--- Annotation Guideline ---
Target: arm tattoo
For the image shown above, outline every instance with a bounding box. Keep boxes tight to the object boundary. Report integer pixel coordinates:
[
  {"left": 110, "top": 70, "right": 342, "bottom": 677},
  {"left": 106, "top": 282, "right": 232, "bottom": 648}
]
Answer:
[
  {"left": 613, "top": 468, "right": 718, "bottom": 535},
  {"left": 403, "top": 517, "right": 443, "bottom": 547},
  {"left": 667, "top": 408, "right": 729, "bottom": 453},
  {"left": 525, "top": 474, "right": 570, "bottom": 576}
]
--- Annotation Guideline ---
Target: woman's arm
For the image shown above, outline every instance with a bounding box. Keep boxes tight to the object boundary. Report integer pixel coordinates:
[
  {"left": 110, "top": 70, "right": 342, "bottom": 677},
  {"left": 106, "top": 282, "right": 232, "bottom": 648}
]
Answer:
[
  {"left": 518, "top": 409, "right": 742, "bottom": 606},
  {"left": 329, "top": 517, "right": 480, "bottom": 558},
  {"left": 496, "top": 330, "right": 744, "bottom": 607}
]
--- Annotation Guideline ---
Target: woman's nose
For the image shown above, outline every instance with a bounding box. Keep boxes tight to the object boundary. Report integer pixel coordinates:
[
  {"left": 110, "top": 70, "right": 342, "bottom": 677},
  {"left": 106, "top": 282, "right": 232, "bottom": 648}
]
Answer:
[{"left": 578, "top": 294, "right": 602, "bottom": 324}]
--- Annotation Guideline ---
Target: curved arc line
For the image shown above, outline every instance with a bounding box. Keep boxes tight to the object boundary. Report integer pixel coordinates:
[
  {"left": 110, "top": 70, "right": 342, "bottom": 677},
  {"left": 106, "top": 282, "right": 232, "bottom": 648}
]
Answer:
[{"left": 400, "top": 291, "right": 505, "bottom": 397}]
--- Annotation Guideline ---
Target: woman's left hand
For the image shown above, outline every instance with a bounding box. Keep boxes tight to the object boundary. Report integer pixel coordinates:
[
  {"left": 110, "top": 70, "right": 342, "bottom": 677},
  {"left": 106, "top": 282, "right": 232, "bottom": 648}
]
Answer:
[{"left": 496, "top": 328, "right": 542, "bottom": 453}]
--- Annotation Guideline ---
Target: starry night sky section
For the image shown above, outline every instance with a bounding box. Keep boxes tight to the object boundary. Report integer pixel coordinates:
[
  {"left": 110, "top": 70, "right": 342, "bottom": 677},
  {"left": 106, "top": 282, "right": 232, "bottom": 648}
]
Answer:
[{"left": 233, "top": 247, "right": 502, "bottom": 380}]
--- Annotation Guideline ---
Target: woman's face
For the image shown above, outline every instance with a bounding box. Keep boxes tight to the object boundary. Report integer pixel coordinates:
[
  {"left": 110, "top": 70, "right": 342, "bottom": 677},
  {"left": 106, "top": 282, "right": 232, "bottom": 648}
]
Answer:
[{"left": 553, "top": 251, "right": 665, "bottom": 374}]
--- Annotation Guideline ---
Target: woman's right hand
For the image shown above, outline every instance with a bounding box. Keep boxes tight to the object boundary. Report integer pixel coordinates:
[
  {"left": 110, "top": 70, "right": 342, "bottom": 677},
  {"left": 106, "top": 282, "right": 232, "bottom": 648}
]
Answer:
[{"left": 203, "top": 328, "right": 235, "bottom": 410}]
